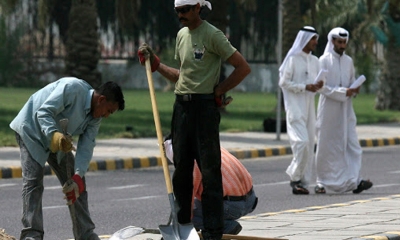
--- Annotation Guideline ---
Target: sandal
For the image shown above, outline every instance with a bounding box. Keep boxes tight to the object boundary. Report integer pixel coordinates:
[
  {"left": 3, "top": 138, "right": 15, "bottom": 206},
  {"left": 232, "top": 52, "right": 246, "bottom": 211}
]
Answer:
[
  {"left": 353, "top": 179, "right": 373, "bottom": 194},
  {"left": 314, "top": 185, "right": 326, "bottom": 194},
  {"left": 290, "top": 181, "right": 309, "bottom": 195}
]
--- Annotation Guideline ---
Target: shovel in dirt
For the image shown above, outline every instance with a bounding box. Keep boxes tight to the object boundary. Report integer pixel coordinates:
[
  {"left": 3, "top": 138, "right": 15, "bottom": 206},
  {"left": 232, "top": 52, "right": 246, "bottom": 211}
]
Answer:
[{"left": 144, "top": 57, "right": 199, "bottom": 240}]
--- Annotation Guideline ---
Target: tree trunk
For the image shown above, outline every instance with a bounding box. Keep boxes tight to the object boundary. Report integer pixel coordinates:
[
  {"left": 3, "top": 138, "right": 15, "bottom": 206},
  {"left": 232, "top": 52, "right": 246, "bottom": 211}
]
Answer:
[
  {"left": 282, "top": 0, "right": 303, "bottom": 57},
  {"left": 65, "top": 0, "right": 101, "bottom": 87},
  {"left": 375, "top": 37, "right": 400, "bottom": 110},
  {"left": 375, "top": 0, "right": 400, "bottom": 110}
]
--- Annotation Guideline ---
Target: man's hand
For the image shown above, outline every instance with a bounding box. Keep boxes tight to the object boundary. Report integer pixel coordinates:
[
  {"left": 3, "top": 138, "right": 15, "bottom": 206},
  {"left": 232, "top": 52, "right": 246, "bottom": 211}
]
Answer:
[
  {"left": 137, "top": 43, "right": 160, "bottom": 72},
  {"left": 315, "top": 80, "right": 324, "bottom": 89},
  {"left": 62, "top": 174, "right": 84, "bottom": 205},
  {"left": 50, "top": 132, "right": 74, "bottom": 153},
  {"left": 215, "top": 94, "right": 233, "bottom": 108},
  {"left": 346, "top": 86, "right": 360, "bottom": 97},
  {"left": 306, "top": 82, "right": 323, "bottom": 93}
]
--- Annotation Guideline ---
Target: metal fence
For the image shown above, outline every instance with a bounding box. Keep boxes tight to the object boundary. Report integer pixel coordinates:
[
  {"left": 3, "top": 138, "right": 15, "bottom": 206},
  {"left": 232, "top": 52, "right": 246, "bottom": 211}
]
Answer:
[
  {"left": 9, "top": 1, "right": 276, "bottom": 64},
  {"left": 22, "top": 27, "right": 275, "bottom": 64}
]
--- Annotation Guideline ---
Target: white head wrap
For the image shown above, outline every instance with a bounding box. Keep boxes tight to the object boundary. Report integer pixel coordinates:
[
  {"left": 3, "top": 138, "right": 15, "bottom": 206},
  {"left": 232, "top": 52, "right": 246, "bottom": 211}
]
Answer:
[
  {"left": 279, "top": 26, "right": 319, "bottom": 77},
  {"left": 323, "top": 27, "right": 349, "bottom": 55},
  {"left": 174, "top": 0, "right": 212, "bottom": 10}
]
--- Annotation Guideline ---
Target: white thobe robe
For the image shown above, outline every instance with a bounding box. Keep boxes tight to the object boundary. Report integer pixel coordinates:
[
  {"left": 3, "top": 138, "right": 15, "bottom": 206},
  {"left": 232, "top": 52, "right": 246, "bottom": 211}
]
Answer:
[
  {"left": 279, "top": 51, "right": 320, "bottom": 186},
  {"left": 316, "top": 51, "right": 362, "bottom": 192}
]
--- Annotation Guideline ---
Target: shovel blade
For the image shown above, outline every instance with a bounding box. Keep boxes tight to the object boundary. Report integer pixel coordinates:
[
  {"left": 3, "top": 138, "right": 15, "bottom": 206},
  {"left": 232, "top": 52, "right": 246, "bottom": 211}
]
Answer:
[
  {"left": 109, "top": 226, "right": 144, "bottom": 240},
  {"left": 159, "top": 223, "right": 200, "bottom": 240}
]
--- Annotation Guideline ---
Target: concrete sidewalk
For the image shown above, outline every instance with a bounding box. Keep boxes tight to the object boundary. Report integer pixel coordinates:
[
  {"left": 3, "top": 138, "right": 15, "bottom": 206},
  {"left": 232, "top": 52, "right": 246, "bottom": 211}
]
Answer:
[{"left": 104, "top": 194, "right": 400, "bottom": 240}]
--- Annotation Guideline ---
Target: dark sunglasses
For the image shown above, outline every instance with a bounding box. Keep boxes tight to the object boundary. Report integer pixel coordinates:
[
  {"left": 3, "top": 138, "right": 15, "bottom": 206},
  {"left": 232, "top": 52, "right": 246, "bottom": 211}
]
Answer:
[{"left": 175, "top": 5, "right": 195, "bottom": 14}]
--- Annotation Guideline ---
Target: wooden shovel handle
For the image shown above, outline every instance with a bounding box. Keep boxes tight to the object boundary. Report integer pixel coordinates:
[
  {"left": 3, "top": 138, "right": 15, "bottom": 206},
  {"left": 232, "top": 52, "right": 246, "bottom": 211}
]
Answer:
[{"left": 145, "top": 58, "right": 174, "bottom": 195}]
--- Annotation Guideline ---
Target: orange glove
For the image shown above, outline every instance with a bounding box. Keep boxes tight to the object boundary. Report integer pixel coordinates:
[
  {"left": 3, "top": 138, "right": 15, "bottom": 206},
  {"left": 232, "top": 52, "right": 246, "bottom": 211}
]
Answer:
[
  {"left": 137, "top": 43, "right": 160, "bottom": 72},
  {"left": 62, "top": 174, "right": 84, "bottom": 205},
  {"left": 50, "top": 132, "right": 74, "bottom": 153}
]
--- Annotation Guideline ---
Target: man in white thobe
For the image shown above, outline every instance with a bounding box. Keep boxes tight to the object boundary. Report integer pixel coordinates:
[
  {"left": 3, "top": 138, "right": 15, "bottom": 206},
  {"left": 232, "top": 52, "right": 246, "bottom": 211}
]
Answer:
[
  {"left": 315, "top": 27, "right": 373, "bottom": 194},
  {"left": 279, "top": 26, "right": 323, "bottom": 195}
]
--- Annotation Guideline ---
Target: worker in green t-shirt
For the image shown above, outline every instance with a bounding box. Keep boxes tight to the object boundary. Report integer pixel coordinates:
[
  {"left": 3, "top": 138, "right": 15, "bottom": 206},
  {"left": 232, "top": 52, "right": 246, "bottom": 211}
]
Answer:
[{"left": 137, "top": 1, "right": 250, "bottom": 239}]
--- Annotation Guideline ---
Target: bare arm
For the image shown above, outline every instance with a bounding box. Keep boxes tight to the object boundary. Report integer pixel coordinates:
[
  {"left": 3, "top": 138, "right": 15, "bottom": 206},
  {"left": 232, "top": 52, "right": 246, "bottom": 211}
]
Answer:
[
  {"left": 156, "top": 63, "right": 180, "bottom": 83},
  {"left": 214, "top": 51, "right": 251, "bottom": 97}
]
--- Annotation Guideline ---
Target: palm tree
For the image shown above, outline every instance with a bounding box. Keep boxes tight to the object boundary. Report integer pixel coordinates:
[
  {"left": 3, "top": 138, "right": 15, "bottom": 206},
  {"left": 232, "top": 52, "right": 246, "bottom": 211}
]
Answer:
[{"left": 64, "top": 0, "right": 101, "bottom": 87}]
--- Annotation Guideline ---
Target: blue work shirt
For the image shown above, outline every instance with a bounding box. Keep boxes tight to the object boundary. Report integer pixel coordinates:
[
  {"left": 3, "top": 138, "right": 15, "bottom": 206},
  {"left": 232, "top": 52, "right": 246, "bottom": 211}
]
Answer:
[{"left": 10, "top": 77, "right": 102, "bottom": 177}]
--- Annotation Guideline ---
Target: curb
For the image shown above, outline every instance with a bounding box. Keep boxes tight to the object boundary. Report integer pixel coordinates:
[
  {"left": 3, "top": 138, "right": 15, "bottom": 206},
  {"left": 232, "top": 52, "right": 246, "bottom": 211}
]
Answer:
[
  {"left": 241, "top": 194, "right": 400, "bottom": 219},
  {"left": 352, "top": 231, "right": 400, "bottom": 240},
  {"left": 1, "top": 137, "right": 400, "bottom": 179}
]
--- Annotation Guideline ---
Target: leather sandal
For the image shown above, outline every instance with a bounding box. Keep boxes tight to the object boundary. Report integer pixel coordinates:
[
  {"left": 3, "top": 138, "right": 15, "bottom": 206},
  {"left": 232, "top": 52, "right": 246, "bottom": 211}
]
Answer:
[
  {"left": 290, "top": 181, "right": 309, "bottom": 195},
  {"left": 353, "top": 179, "right": 373, "bottom": 194}
]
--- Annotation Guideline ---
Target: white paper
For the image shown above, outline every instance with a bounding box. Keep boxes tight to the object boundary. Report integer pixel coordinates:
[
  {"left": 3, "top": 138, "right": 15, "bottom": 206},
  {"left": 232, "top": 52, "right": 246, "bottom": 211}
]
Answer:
[
  {"left": 314, "top": 69, "right": 328, "bottom": 84},
  {"left": 350, "top": 75, "right": 366, "bottom": 88}
]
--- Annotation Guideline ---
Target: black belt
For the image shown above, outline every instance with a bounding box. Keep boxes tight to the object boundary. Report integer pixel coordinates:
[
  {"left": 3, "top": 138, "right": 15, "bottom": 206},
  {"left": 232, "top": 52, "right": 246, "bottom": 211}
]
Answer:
[
  {"left": 223, "top": 187, "right": 254, "bottom": 201},
  {"left": 175, "top": 94, "right": 214, "bottom": 101}
]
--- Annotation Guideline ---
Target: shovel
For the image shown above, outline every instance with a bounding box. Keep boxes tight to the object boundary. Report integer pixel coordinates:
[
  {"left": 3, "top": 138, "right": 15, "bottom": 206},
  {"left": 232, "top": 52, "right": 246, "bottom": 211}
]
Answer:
[
  {"left": 59, "top": 118, "right": 78, "bottom": 236},
  {"left": 145, "top": 58, "right": 199, "bottom": 240}
]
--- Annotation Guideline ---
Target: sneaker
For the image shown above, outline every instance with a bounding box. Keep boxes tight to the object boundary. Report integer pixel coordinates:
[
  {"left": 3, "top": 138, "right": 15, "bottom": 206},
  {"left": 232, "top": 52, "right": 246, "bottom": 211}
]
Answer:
[
  {"left": 353, "top": 180, "right": 373, "bottom": 194},
  {"left": 224, "top": 221, "right": 242, "bottom": 235}
]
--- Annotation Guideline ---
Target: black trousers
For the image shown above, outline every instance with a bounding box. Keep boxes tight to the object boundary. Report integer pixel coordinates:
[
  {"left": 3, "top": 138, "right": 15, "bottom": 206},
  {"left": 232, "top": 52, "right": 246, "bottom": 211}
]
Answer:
[{"left": 171, "top": 98, "right": 223, "bottom": 236}]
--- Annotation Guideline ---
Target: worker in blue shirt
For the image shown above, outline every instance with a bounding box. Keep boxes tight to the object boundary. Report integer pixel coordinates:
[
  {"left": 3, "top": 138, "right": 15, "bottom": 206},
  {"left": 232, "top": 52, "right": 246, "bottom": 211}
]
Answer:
[{"left": 10, "top": 77, "right": 125, "bottom": 240}]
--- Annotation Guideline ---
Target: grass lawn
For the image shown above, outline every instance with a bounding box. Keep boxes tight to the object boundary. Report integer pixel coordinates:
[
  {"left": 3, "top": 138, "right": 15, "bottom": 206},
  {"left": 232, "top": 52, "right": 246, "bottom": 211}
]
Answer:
[{"left": 0, "top": 87, "right": 399, "bottom": 147}]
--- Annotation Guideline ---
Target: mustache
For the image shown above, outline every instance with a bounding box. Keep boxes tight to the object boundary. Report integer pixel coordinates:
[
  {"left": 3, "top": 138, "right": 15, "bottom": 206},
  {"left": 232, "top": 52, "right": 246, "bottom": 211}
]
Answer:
[{"left": 179, "top": 17, "right": 188, "bottom": 21}]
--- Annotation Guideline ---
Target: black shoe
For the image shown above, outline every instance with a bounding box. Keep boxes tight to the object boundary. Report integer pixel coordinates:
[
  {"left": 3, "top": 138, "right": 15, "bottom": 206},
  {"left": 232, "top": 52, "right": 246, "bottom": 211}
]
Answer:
[
  {"left": 290, "top": 181, "right": 309, "bottom": 195},
  {"left": 353, "top": 180, "right": 373, "bottom": 194},
  {"left": 201, "top": 231, "right": 222, "bottom": 240}
]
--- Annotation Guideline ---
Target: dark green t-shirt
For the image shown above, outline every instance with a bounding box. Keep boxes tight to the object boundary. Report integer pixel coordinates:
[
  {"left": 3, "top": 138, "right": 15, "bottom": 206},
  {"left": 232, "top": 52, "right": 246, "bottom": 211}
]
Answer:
[{"left": 174, "top": 21, "right": 237, "bottom": 94}]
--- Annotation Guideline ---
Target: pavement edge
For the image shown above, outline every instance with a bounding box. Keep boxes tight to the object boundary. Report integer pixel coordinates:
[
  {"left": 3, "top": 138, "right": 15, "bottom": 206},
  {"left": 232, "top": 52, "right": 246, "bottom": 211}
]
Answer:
[{"left": 1, "top": 137, "right": 400, "bottom": 179}]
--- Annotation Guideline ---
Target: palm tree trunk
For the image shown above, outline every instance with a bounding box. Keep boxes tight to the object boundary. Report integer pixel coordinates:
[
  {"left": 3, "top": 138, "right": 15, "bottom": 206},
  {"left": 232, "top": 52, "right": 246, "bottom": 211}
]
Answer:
[
  {"left": 375, "top": 0, "right": 400, "bottom": 110},
  {"left": 375, "top": 36, "right": 400, "bottom": 110},
  {"left": 282, "top": 0, "right": 303, "bottom": 56},
  {"left": 65, "top": 0, "right": 101, "bottom": 87}
]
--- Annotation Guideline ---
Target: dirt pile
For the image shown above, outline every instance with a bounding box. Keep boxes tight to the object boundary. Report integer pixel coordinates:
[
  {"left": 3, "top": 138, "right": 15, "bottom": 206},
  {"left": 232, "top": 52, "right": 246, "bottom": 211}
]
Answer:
[{"left": 0, "top": 229, "right": 16, "bottom": 240}]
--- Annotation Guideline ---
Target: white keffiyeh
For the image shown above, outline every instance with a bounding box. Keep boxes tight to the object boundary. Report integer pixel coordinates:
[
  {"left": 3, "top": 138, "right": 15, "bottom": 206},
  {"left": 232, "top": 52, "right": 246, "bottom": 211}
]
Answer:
[
  {"left": 174, "top": 0, "right": 212, "bottom": 10},
  {"left": 323, "top": 27, "right": 349, "bottom": 55},
  {"left": 279, "top": 26, "right": 319, "bottom": 77}
]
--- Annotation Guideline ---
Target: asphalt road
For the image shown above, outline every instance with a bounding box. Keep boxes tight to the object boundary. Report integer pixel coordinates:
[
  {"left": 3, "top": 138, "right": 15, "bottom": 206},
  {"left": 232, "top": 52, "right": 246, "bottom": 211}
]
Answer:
[{"left": 0, "top": 145, "right": 399, "bottom": 240}]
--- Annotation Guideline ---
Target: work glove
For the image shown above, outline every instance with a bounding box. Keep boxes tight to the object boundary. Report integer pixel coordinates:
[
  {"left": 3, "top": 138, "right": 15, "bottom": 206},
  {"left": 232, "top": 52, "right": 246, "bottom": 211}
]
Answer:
[
  {"left": 50, "top": 132, "right": 74, "bottom": 153},
  {"left": 62, "top": 174, "right": 85, "bottom": 205},
  {"left": 137, "top": 43, "right": 160, "bottom": 72},
  {"left": 215, "top": 94, "right": 233, "bottom": 108}
]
